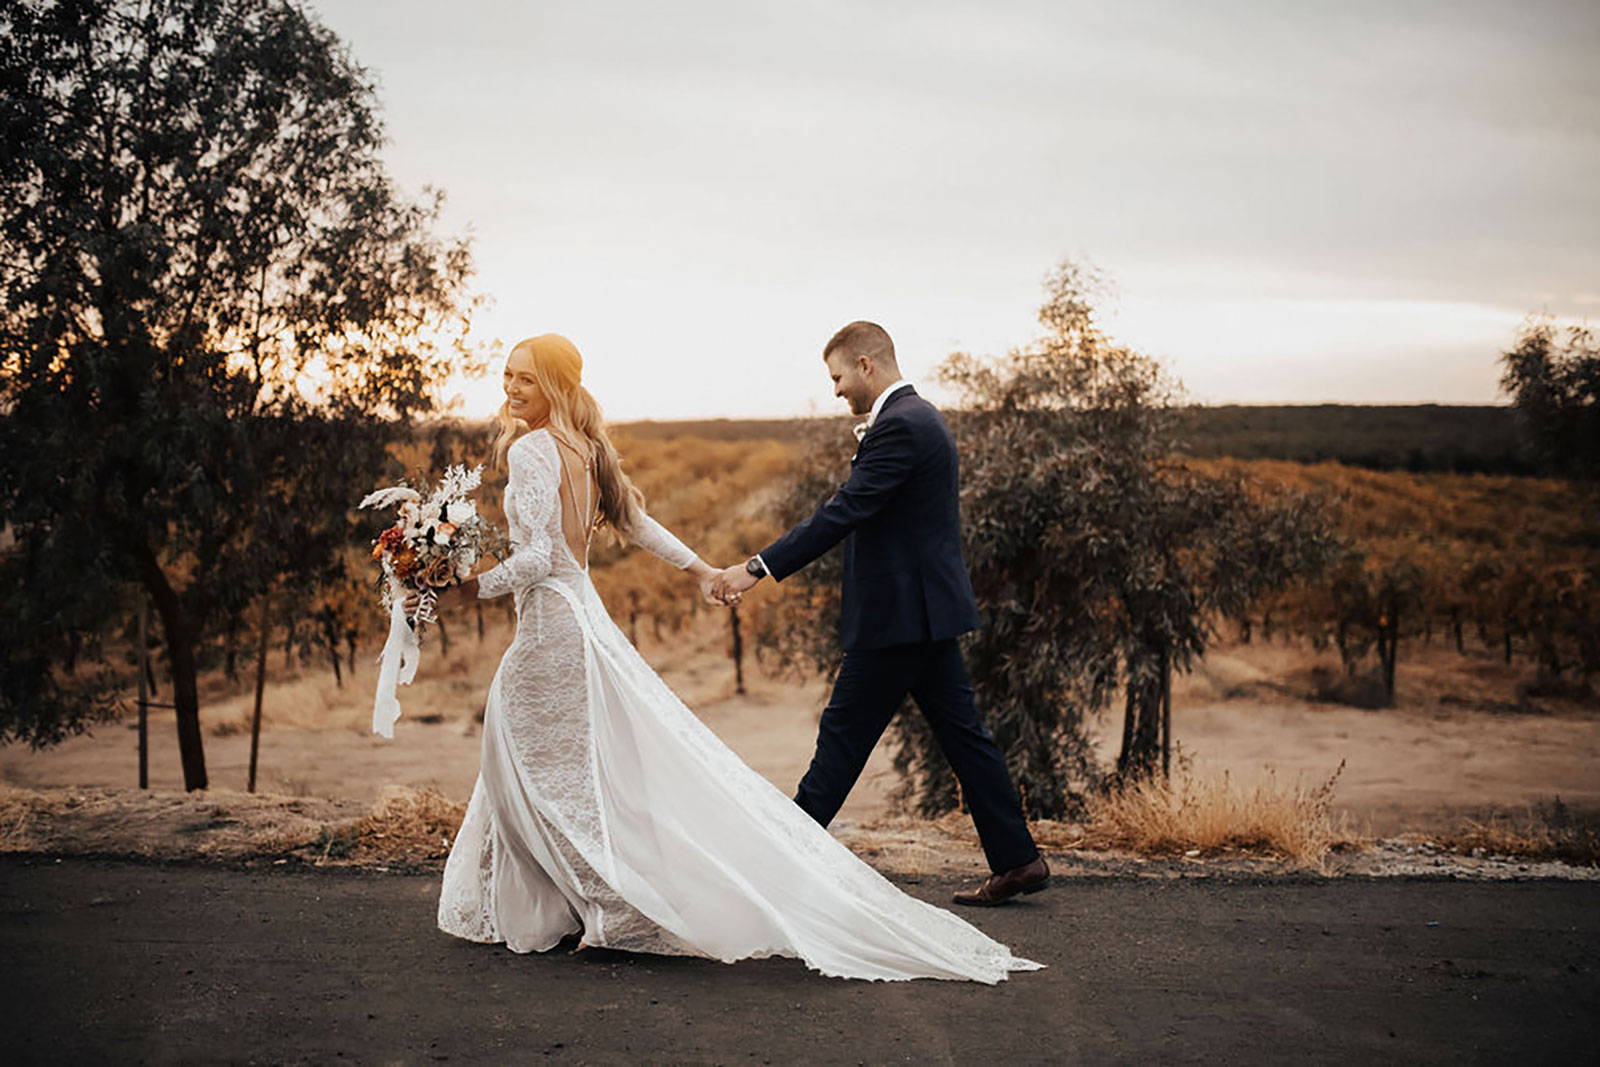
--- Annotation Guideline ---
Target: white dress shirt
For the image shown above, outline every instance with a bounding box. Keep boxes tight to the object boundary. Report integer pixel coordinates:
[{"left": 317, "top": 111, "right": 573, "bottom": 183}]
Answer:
[
  {"left": 866, "top": 379, "right": 913, "bottom": 428},
  {"left": 753, "top": 379, "right": 914, "bottom": 580}
]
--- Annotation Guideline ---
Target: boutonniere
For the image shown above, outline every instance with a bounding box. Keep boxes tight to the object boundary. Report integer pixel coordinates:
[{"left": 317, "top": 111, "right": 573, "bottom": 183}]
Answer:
[{"left": 852, "top": 420, "right": 869, "bottom": 442}]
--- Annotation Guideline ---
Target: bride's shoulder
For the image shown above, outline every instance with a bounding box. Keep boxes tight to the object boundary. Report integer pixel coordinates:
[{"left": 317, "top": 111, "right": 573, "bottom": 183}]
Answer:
[
  {"left": 510, "top": 427, "right": 554, "bottom": 455},
  {"left": 507, "top": 429, "right": 558, "bottom": 470}
]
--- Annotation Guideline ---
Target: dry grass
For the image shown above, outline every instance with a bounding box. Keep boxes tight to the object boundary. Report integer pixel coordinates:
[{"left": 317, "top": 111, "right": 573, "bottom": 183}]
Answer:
[
  {"left": 0, "top": 781, "right": 364, "bottom": 860},
  {"left": 0, "top": 780, "right": 470, "bottom": 869},
  {"left": 1437, "top": 798, "right": 1600, "bottom": 867},
  {"left": 250, "top": 785, "right": 467, "bottom": 867},
  {"left": 0, "top": 783, "right": 42, "bottom": 850},
  {"left": 1079, "top": 760, "right": 1362, "bottom": 866}
]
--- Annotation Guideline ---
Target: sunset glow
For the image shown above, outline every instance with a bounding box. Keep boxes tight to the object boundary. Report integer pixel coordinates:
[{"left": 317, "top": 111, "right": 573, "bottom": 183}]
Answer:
[{"left": 308, "top": 0, "right": 1600, "bottom": 422}]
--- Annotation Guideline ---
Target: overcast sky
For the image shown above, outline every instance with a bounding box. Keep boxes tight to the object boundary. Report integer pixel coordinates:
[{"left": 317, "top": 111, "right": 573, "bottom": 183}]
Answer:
[{"left": 306, "top": 0, "right": 1599, "bottom": 421}]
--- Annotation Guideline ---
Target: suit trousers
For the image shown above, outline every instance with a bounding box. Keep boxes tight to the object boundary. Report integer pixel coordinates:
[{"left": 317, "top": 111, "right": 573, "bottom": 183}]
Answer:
[{"left": 793, "top": 638, "right": 1039, "bottom": 874}]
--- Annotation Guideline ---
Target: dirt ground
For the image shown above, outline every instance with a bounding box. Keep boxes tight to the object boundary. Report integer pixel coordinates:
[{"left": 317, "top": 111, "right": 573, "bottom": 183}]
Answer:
[
  {"left": 3, "top": 854, "right": 1596, "bottom": 1064},
  {"left": 3, "top": 614, "right": 1595, "bottom": 841}
]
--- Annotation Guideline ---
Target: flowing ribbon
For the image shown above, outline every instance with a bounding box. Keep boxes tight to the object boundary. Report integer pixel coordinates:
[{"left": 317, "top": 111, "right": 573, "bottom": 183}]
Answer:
[{"left": 371, "top": 580, "right": 423, "bottom": 738}]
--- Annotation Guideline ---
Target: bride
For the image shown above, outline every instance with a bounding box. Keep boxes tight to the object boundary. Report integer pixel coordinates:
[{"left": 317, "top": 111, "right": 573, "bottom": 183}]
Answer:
[{"left": 403, "top": 333, "right": 1042, "bottom": 983}]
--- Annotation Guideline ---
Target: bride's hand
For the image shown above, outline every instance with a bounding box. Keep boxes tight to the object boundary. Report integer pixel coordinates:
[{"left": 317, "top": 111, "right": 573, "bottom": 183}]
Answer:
[
  {"left": 428, "top": 578, "right": 480, "bottom": 614},
  {"left": 402, "top": 584, "right": 463, "bottom": 619},
  {"left": 689, "top": 558, "right": 739, "bottom": 607}
]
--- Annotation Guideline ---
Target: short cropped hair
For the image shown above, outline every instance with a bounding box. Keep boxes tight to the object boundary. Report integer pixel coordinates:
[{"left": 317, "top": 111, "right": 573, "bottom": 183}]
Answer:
[{"left": 823, "top": 321, "right": 895, "bottom": 366}]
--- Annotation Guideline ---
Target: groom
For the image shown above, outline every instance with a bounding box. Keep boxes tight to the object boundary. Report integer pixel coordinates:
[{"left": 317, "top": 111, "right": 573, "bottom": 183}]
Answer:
[{"left": 713, "top": 321, "right": 1048, "bottom": 906}]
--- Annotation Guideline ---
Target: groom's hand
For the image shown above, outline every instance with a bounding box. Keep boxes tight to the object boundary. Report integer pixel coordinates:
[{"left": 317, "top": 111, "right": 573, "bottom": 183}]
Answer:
[
  {"left": 712, "top": 564, "right": 758, "bottom": 604},
  {"left": 698, "top": 569, "right": 738, "bottom": 607}
]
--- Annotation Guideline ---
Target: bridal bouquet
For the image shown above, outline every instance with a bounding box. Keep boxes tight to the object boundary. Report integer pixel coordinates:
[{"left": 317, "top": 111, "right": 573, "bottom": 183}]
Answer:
[{"left": 358, "top": 463, "right": 506, "bottom": 738}]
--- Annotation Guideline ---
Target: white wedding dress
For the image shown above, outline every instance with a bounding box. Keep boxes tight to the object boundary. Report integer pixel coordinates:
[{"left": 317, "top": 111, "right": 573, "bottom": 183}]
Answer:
[{"left": 435, "top": 427, "right": 1043, "bottom": 983}]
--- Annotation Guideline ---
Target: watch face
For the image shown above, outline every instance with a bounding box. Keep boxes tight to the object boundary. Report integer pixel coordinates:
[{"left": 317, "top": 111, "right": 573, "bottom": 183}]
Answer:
[{"left": 746, "top": 557, "right": 764, "bottom": 577}]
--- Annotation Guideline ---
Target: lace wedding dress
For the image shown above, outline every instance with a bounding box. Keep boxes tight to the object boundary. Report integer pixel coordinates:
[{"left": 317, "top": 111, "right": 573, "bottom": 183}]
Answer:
[{"left": 435, "top": 427, "right": 1043, "bottom": 983}]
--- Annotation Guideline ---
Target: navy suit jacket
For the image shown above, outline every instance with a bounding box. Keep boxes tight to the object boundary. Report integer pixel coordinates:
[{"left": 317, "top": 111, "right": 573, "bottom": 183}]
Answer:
[{"left": 759, "top": 386, "right": 982, "bottom": 652}]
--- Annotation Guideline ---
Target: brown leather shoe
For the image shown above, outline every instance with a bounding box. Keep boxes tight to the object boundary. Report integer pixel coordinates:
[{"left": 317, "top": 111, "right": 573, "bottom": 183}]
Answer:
[{"left": 951, "top": 855, "right": 1050, "bottom": 907}]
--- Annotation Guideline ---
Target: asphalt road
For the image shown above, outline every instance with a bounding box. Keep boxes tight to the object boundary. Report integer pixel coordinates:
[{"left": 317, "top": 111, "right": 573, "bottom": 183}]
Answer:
[{"left": 2, "top": 856, "right": 1596, "bottom": 1065}]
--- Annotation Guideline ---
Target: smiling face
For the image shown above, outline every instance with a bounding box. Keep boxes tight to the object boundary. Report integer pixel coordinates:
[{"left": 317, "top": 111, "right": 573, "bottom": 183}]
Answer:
[
  {"left": 503, "top": 345, "right": 551, "bottom": 426},
  {"left": 824, "top": 348, "right": 877, "bottom": 416}
]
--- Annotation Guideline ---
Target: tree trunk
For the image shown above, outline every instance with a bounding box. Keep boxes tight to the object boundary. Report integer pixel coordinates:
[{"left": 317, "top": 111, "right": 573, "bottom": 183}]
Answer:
[
  {"left": 224, "top": 611, "right": 240, "bottom": 682},
  {"left": 1116, "top": 684, "right": 1135, "bottom": 773},
  {"left": 319, "top": 607, "right": 343, "bottom": 687},
  {"left": 1378, "top": 614, "right": 1398, "bottom": 706},
  {"left": 729, "top": 604, "right": 745, "bottom": 696},
  {"left": 248, "top": 591, "right": 270, "bottom": 793},
  {"left": 1160, "top": 648, "right": 1172, "bottom": 780},
  {"left": 1116, "top": 658, "right": 1164, "bottom": 780},
  {"left": 137, "top": 598, "right": 149, "bottom": 790},
  {"left": 137, "top": 546, "right": 207, "bottom": 791},
  {"left": 144, "top": 642, "right": 160, "bottom": 696}
]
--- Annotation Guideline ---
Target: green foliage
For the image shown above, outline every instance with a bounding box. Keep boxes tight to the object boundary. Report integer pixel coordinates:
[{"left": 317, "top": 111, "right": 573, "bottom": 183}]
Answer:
[
  {"left": 0, "top": 0, "right": 480, "bottom": 781},
  {"left": 763, "top": 262, "right": 1342, "bottom": 819},
  {"left": 755, "top": 262, "right": 1344, "bottom": 825},
  {"left": 1499, "top": 315, "right": 1600, "bottom": 481},
  {"left": 928, "top": 263, "right": 1340, "bottom": 813}
]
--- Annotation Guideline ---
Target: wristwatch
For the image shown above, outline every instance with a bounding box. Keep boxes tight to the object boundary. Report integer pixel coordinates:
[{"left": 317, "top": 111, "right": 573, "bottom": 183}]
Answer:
[{"left": 745, "top": 556, "right": 767, "bottom": 579}]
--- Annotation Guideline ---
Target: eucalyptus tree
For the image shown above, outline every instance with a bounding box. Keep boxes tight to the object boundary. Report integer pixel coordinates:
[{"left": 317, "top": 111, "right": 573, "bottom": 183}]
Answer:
[
  {"left": 1500, "top": 315, "right": 1599, "bottom": 482},
  {"left": 762, "top": 262, "right": 1340, "bottom": 818},
  {"left": 0, "top": 0, "right": 483, "bottom": 789}
]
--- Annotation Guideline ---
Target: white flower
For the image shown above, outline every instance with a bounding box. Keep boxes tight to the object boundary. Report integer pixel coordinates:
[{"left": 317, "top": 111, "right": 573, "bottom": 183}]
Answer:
[
  {"left": 461, "top": 547, "right": 478, "bottom": 566},
  {"left": 359, "top": 486, "right": 423, "bottom": 511},
  {"left": 446, "top": 499, "right": 477, "bottom": 525}
]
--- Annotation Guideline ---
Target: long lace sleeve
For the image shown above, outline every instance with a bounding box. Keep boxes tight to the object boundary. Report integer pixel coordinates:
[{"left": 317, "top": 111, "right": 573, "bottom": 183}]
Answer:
[
  {"left": 626, "top": 509, "right": 697, "bottom": 569},
  {"left": 477, "top": 437, "right": 560, "bottom": 599}
]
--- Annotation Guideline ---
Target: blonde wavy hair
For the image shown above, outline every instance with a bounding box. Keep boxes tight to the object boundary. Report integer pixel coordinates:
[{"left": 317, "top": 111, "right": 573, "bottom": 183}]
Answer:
[{"left": 490, "top": 333, "right": 645, "bottom": 536}]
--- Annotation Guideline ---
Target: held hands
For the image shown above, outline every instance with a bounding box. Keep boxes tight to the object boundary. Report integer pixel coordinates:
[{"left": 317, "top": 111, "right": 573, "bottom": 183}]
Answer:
[
  {"left": 710, "top": 563, "right": 759, "bottom": 604},
  {"left": 689, "top": 559, "right": 741, "bottom": 607},
  {"left": 688, "top": 559, "right": 757, "bottom": 607}
]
